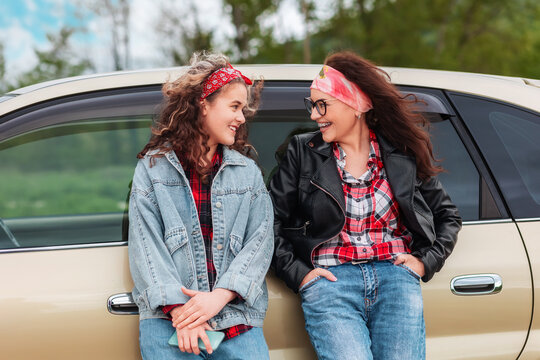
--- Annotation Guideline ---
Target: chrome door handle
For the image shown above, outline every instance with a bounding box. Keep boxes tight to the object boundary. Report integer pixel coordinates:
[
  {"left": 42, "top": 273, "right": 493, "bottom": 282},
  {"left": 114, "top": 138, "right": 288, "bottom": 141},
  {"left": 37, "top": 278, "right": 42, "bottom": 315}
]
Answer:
[
  {"left": 450, "top": 274, "right": 502, "bottom": 296},
  {"left": 107, "top": 292, "right": 139, "bottom": 315}
]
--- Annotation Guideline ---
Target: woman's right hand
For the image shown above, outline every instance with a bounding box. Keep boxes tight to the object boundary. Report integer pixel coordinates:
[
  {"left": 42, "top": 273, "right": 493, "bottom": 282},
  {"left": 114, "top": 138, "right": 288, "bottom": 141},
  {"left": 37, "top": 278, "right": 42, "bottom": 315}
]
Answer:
[
  {"left": 175, "top": 322, "right": 214, "bottom": 355},
  {"left": 299, "top": 268, "right": 337, "bottom": 290}
]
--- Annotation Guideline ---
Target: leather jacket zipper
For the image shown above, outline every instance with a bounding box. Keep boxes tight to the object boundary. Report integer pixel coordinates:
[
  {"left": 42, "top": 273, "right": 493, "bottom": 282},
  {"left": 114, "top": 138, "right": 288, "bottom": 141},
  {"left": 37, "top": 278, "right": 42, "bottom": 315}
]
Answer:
[{"left": 309, "top": 180, "right": 346, "bottom": 267}]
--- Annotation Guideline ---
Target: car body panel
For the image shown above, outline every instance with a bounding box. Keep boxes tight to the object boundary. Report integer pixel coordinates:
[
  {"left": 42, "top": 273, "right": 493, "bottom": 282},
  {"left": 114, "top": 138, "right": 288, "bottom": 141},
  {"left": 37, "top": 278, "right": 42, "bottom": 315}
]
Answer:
[
  {"left": 515, "top": 220, "right": 540, "bottom": 360},
  {"left": 0, "top": 246, "right": 315, "bottom": 359},
  {"left": 424, "top": 221, "right": 532, "bottom": 359}
]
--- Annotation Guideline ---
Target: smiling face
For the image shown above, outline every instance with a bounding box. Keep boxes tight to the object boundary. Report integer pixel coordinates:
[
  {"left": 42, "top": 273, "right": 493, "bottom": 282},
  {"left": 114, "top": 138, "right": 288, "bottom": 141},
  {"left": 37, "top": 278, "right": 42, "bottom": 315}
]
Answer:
[
  {"left": 309, "top": 88, "right": 362, "bottom": 144},
  {"left": 200, "top": 81, "right": 248, "bottom": 149}
]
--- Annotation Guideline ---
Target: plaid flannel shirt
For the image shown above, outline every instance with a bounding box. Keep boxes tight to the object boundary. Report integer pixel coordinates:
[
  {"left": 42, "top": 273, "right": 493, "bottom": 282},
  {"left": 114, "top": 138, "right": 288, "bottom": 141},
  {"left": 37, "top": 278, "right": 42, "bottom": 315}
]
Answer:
[
  {"left": 163, "top": 146, "right": 252, "bottom": 340},
  {"left": 313, "top": 130, "right": 412, "bottom": 266}
]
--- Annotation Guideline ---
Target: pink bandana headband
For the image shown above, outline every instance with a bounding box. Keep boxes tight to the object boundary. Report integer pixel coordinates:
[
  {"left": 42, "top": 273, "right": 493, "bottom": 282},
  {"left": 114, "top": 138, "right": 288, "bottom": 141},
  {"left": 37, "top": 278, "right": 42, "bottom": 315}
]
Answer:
[
  {"left": 200, "top": 64, "right": 252, "bottom": 100},
  {"left": 310, "top": 65, "right": 373, "bottom": 113}
]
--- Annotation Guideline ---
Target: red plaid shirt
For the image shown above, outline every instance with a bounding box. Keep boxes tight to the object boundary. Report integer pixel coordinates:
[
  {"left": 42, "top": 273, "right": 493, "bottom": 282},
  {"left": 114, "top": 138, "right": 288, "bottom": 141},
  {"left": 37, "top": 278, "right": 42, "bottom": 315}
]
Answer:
[
  {"left": 163, "top": 146, "right": 252, "bottom": 340},
  {"left": 313, "top": 130, "right": 412, "bottom": 266}
]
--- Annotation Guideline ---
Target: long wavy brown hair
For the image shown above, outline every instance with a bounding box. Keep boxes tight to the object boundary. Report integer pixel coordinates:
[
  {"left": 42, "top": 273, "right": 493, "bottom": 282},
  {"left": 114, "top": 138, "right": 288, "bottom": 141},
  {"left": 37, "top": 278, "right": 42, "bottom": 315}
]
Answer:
[
  {"left": 324, "top": 51, "right": 442, "bottom": 179},
  {"left": 138, "top": 52, "right": 263, "bottom": 180}
]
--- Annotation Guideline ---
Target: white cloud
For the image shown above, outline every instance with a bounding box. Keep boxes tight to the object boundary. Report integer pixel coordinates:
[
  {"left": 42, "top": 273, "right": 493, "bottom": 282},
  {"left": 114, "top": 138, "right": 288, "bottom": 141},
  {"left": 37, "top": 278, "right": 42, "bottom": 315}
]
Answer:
[
  {"left": 1, "top": 21, "right": 39, "bottom": 83},
  {"left": 24, "top": 0, "right": 38, "bottom": 12}
]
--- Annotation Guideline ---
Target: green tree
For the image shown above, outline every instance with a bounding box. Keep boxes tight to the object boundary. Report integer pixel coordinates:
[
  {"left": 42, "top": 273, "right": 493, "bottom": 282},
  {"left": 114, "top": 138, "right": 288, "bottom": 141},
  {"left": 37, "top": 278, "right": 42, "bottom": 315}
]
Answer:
[
  {"left": 13, "top": 27, "right": 93, "bottom": 89},
  {"left": 155, "top": 1, "right": 214, "bottom": 65},
  {"left": 294, "top": 0, "right": 540, "bottom": 78},
  {"left": 223, "top": 0, "right": 281, "bottom": 62},
  {"left": 84, "top": 0, "right": 130, "bottom": 71},
  {"left": 0, "top": 42, "right": 8, "bottom": 93}
]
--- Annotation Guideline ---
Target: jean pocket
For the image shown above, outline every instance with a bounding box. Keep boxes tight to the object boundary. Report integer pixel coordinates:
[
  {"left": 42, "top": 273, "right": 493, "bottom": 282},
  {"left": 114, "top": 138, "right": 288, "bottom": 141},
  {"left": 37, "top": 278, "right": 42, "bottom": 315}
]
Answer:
[
  {"left": 396, "top": 264, "right": 421, "bottom": 281},
  {"left": 299, "top": 275, "right": 322, "bottom": 293}
]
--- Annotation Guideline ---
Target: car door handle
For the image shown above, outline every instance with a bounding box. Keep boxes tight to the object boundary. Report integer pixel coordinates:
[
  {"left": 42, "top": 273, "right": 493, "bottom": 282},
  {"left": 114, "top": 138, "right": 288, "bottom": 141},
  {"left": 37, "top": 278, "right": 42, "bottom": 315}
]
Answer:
[
  {"left": 107, "top": 292, "right": 139, "bottom": 315},
  {"left": 450, "top": 274, "right": 503, "bottom": 296}
]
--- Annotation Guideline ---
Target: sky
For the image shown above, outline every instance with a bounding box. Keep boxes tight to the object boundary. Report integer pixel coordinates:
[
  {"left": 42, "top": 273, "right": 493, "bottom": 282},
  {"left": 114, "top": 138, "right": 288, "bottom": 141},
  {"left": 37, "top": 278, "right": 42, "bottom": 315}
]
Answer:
[{"left": 0, "top": 0, "right": 319, "bottom": 84}]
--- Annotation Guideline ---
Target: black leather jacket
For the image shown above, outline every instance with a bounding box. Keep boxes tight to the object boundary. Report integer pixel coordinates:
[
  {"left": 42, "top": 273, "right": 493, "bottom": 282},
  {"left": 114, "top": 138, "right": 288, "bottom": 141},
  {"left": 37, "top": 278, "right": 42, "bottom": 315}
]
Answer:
[{"left": 269, "top": 131, "right": 462, "bottom": 291}]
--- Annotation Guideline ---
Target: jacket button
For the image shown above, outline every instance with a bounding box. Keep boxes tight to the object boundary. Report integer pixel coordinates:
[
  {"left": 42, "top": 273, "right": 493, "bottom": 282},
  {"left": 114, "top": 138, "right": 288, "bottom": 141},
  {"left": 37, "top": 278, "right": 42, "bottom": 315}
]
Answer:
[
  {"left": 215, "top": 201, "right": 222, "bottom": 208},
  {"left": 308, "top": 142, "right": 314, "bottom": 147},
  {"left": 217, "top": 244, "right": 223, "bottom": 250}
]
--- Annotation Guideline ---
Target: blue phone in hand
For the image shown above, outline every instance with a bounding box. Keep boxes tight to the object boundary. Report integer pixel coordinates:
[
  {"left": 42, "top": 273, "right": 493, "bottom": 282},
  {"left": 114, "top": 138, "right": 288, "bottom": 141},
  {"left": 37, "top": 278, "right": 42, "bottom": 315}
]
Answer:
[{"left": 168, "top": 330, "right": 225, "bottom": 351}]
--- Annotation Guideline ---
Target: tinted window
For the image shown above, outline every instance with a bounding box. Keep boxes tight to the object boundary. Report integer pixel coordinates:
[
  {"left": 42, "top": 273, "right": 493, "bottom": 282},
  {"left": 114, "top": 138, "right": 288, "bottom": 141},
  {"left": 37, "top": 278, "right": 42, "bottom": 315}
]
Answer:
[
  {"left": 0, "top": 89, "right": 158, "bottom": 250},
  {"left": 428, "top": 118, "right": 480, "bottom": 221},
  {"left": 449, "top": 93, "right": 540, "bottom": 219}
]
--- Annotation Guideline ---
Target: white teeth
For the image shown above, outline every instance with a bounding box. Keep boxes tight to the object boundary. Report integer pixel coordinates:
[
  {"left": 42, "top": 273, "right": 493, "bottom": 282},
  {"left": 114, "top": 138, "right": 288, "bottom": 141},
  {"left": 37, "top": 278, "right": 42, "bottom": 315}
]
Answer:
[
  {"left": 318, "top": 122, "right": 330, "bottom": 128},
  {"left": 229, "top": 126, "right": 237, "bottom": 132}
]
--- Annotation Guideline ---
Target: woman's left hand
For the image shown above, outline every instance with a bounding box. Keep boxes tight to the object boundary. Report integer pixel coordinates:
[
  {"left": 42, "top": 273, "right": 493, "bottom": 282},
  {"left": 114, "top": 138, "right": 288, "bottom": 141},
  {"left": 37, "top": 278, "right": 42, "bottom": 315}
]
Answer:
[
  {"left": 394, "top": 254, "right": 425, "bottom": 278},
  {"left": 171, "top": 287, "right": 236, "bottom": 330}
]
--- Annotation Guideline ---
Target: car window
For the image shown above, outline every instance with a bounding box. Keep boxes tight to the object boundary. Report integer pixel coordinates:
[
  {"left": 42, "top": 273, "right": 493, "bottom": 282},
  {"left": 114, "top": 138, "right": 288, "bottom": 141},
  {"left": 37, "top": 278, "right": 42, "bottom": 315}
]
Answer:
[
  {"left": 0, "top": 88, "right": 160, "bottom": 250},
  {"left": 0, "top": 119, "right": 152, "bottom": 250},
  {"left": 448, "top": 93, "right": 540, "bottom": 219},
  {"left": 428, "top": 118, "right": 480, "bottom": 221}
]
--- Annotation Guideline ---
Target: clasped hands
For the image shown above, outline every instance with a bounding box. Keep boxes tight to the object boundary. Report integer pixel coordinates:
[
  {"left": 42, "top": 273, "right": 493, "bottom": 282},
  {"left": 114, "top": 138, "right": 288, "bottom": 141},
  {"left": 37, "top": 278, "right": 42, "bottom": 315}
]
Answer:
[{"left": 170, "top": 287, "right": 235, "bottom": 355}]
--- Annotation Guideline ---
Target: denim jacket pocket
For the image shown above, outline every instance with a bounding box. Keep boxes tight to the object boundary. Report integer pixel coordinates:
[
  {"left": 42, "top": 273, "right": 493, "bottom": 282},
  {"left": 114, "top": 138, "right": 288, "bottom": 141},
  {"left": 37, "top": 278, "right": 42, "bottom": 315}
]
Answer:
[
  {"left": 164, "top": 227, "right": 189, "bottom": 255},
  {"left": 229, "top": 234, "right": 243, "bottom": 257},
  {"left": 164, "top": 226, "right": 195, "bottom": 287}
]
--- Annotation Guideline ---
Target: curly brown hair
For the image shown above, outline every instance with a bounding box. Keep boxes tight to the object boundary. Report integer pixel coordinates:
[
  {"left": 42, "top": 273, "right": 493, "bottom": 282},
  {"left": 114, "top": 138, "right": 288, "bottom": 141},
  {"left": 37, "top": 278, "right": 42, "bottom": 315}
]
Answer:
[
  {"left": 324, "top": 51, "right": 442, "bottom": 179},
  {"left": 138, "top": 52, "right": 263, "bottom": 180}
]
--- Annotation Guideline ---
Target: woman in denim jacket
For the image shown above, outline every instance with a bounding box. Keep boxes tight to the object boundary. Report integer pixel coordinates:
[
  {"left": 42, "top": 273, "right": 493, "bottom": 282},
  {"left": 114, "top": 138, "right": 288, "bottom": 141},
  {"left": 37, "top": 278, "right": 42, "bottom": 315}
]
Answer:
[{"left": 129, "top": 52, "right": 273, "bottom": 359}]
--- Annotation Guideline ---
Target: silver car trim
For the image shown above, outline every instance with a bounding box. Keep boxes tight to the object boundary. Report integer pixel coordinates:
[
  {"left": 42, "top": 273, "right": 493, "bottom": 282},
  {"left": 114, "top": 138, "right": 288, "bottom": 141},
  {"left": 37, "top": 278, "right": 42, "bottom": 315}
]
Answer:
[
  {"left": 515, "top": 217, "right": 540, "bottom": 223},
  {"left": 0, "top": 218, "right": 535, "bottom": 255},
  {"left": 450, "top": 274, "right": 503, "bottom": 296},
  {"left": 107, "top": 292, "right": 139, "bottom": 315},
  {"left": 0, "top": 241, "right": 128, "bottom": 254},
  {"left": 462, "top": 218, "right": 513, "bottom": 225}
]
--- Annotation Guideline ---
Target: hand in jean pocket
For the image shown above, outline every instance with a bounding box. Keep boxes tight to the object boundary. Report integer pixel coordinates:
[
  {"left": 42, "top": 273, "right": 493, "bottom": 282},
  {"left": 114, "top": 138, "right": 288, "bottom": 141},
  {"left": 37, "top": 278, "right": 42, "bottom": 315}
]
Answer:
[{"left": 394, "top": 254, "right": 425, "bottom": 278}]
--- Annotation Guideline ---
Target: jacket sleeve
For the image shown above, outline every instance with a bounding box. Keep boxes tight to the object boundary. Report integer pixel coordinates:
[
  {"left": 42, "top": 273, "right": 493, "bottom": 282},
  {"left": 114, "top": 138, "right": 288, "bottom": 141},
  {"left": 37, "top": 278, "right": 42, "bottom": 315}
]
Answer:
[
  {"left": 128, "top": 163, "right": 191, "bottom": 312},
  {"left": 268, "top": 136, "right": 313, "bottom": 291},
  {"left": 214, "top": 176, "right": 274, "bottom": 307},
  {"left": 413, "top": 176, "right": 463, "bottom": 282}
]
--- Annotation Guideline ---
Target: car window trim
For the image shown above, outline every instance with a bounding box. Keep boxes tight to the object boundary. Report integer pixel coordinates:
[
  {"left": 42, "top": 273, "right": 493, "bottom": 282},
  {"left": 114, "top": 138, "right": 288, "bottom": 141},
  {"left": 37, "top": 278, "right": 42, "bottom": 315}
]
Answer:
[{"left": 0, "top": 241, "right": 128, "bottom": 254}]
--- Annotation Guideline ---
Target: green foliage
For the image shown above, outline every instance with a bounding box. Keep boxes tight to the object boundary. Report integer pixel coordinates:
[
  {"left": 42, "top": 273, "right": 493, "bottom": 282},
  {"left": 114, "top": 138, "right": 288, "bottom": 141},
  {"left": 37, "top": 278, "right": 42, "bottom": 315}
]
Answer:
[
  {"left": 0, "top": 42, "right": 7, "bottom": 93},
  {"left": 156, "top": 1, "right": 214, "bottom": 65},
  {"left": 223, "top": 0, "right": 282, "bottom": 62},
  {"left": 289, "top": 0, "right": 540, "bottom": 78}
]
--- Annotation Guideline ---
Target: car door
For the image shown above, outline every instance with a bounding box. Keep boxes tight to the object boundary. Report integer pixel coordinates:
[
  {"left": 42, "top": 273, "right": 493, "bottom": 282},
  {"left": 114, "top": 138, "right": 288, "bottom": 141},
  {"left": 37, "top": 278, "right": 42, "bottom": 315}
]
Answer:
[
  {"left": 446, "top": 93, "right": 540, "bottom": 360},
  {"left": 0, "top": 88, "right": 161, "bottom": 359},
  {"left": 414, "top": 87, "right": 533, "bottom": 360}
]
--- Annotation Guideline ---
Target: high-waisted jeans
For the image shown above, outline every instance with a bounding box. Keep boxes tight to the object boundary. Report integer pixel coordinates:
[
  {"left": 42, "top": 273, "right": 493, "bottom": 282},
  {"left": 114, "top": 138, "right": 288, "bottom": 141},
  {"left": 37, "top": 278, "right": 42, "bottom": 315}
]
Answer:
[{"left": 300, "top": 261, "right": 425, "bottom": 360}]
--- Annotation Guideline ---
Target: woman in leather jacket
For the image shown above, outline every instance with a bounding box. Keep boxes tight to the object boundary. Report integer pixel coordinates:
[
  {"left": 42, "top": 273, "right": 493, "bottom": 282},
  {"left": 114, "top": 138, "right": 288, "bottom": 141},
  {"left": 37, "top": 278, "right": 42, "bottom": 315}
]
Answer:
[{"left": 269, "top": 51, "right": 462, "bottom": 360}]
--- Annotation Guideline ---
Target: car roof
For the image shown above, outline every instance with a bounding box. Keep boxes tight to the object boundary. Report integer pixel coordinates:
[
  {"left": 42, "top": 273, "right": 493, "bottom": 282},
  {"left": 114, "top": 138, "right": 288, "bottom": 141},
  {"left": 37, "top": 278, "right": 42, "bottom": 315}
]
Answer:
[{"left": 1, "top": 65, "right": 539, "bottom": 116}]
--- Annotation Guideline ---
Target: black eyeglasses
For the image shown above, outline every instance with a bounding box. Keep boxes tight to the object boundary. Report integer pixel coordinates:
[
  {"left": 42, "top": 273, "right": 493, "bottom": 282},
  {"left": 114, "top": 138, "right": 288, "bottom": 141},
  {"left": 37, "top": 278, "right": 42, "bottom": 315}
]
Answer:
[{"left": 304, "top": 97, "right": 337, "bottom": 116}]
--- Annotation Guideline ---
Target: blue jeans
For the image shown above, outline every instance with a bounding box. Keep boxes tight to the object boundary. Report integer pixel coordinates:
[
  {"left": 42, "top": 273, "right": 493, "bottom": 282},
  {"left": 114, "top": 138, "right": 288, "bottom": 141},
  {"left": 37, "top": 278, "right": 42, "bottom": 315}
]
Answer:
[
  {"left": 139, "top": 318, "right": 269, "bottom": 360},
  {"left": 300, "top": 261, "right": 425, "bottom": 360}
]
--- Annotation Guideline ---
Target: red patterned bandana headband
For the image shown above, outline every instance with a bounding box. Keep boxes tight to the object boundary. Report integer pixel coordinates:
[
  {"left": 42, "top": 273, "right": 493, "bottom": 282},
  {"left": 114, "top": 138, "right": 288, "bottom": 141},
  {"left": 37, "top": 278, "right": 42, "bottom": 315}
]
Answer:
[
  {"left": 200, "top": 64, "right": 253, "bottom": 100},
  {"left": 311, "top": 65, "right": 373, "bottom": 113}
]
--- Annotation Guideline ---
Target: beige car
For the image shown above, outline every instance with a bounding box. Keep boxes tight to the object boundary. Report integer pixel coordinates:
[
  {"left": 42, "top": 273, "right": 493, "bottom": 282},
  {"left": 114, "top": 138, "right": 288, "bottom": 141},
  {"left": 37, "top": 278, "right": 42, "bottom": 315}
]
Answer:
[{"left": 1, "top": 65, "right": 539, "bottom": 359}]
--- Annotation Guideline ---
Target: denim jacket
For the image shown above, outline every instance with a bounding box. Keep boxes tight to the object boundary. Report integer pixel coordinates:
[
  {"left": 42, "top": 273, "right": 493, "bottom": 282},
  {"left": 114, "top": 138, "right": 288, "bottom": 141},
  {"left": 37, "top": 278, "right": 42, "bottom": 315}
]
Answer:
[{"left": 128, "top": 147, "right": 274, "bottom": 329}]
